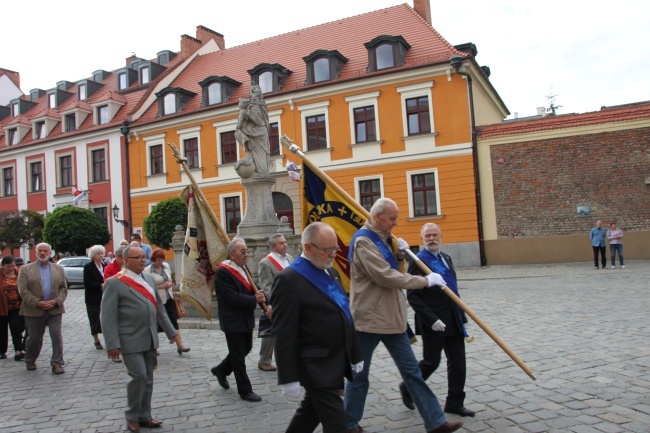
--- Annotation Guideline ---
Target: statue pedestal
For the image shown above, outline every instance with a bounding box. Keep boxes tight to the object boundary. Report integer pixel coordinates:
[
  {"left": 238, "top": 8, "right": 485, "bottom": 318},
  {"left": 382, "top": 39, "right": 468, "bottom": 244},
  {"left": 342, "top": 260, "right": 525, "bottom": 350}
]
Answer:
[{"left": 237, "top": 177, "right": 293, "bottom": 237}]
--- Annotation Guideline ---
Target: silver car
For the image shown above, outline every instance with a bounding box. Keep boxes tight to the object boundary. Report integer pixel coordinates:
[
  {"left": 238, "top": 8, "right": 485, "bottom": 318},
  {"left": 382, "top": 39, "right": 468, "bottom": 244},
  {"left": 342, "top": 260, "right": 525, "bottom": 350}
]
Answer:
[{"left": 58, "top": 256, "right": 91, "bottom": 287}]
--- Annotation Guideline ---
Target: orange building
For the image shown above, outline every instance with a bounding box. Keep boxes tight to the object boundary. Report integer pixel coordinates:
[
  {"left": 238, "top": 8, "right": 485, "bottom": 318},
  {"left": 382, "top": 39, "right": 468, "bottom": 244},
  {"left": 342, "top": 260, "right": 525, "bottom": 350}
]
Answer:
[{"left": 125, "top": 2, "right": 508, "bottom": 267}]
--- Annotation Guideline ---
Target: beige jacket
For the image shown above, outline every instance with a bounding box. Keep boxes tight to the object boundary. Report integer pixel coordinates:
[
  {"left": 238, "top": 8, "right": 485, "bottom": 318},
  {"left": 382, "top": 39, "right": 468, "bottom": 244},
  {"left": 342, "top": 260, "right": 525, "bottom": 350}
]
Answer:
[
  {"left": 349, "top": 222, "right": 428, "bottom": 334},
  {"left": 18, "top": 261, "right": 68, "bottom": 317}
]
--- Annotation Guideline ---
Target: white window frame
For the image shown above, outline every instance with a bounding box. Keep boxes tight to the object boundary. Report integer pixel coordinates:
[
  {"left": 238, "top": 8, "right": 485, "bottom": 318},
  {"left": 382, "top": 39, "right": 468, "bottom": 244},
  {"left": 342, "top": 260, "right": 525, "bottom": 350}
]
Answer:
[
  {"left": 88, "top": 143, "right": 109, "bottom": 183},
  {"left": 56, "top": 151, "right": 76, "bottom": 189},
  {"left": 405, "top": 168, "right": 441, "bottom": 219},
  {"left": 177, "top": 125, "right": 202, "bottom": 170},
  {"left": 212, "top": 118, "right": 239, "bottom": 165},
  {"left": 354, "top": 175, "right": 384, "bottom": 210},
  {"left": 345, "top": 91, "right": 380, "bottom": 144},
  {"left": 396, "top": 81, "right": 435, "bottom": 139},
  {"left": 297, "top": 100, "right": 331, "bottom": 152},
  {"left": 144, "top": 133, "right": 167, "bottom": 176},
  {"left": 220, "top": 192, "right": 243, "bottom": 235},
  {"left": 1, "top": 163, "right": 16, "bottom": 197},
  {"left": 28, "top": 157, "right": 45, "bottom": 193}
]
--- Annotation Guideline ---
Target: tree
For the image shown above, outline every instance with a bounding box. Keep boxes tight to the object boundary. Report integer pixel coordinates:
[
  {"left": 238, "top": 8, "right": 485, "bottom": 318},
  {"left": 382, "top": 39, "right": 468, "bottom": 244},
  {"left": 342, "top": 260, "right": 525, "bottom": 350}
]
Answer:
[
  {"left": 42, "top": 206, "right": 110, "bottom": 255},
  {"left": 143, "top": 197, "right": 187, "bottom": 250},
  {"left": 0, "top": 210, "right": 45, "bottom": 256}
]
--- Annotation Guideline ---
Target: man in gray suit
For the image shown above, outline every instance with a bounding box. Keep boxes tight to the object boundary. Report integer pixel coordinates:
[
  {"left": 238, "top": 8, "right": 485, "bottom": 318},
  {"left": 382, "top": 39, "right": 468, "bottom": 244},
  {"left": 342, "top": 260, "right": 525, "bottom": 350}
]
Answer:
[
  {"left": 257, "top": 233, "right": 293, "bottom": 371},
  {"left": 18, "top": 242, "right": 68, "bottom": 374},
  {"left": 100, "top": 245, "right": 178, "bottom": 432}
]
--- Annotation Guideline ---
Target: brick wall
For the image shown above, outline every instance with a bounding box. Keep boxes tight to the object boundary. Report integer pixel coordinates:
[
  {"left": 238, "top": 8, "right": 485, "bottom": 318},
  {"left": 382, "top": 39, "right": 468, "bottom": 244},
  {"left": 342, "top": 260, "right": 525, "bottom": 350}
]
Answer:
[{"left": 490, "top": 126, "right": 650, "bottom": 238}]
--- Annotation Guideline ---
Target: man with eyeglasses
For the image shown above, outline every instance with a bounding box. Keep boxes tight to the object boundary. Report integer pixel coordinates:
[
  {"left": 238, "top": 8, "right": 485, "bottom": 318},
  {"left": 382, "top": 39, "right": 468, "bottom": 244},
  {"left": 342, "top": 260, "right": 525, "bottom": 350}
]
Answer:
[
  {"left": 271, "top": 222, "right": 363, "bottom": 433},
  {"left": 257, "top": 233, "right": 294, "bottom": 372},
  {"left": 211, "top": 238, "right": 267, "bottom": 403},
  {"left": 344, "top": 198, "right": 462, "bottom": 433},
  {"left": 101, "top": 245, "right": 178, "bottom": 432}
]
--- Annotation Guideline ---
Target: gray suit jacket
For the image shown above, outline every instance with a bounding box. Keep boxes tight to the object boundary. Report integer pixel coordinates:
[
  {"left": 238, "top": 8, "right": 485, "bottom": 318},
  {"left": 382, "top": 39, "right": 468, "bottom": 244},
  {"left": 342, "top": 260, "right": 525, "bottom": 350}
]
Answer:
[
  {"left": 18, "top": 261, "right": 67, "bottom": 317},
  {"left": 258, "top": 253, "right": 294, "bottom": 297},
  {"left": 100, "top": 271, "right": 177, "bottom": 354}
]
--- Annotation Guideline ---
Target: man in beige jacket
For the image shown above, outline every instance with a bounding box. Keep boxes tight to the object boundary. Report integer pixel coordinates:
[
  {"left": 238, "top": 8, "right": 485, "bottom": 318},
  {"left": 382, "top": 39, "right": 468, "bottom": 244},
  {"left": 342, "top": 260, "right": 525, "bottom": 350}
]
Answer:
[
  {"left": 18, "top": 242, "right": 68, "bottom": 374},
  {"left": 344, "top": 198, "right": 462, "bottom": 433}
]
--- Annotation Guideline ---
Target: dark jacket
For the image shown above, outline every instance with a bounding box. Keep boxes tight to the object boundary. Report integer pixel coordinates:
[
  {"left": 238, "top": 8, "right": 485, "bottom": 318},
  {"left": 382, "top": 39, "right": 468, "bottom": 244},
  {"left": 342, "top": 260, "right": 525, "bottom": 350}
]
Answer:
[
  {"left": 407, "top": 251, "right": 466, "bottom": 336},
  {"left": 214, "top": 265, "right": 261, "bottom": 333},
  {"left": 271, "top": 266, "right": 363, "bottom": 389},
  {"left": 83, "top": 261, "right": 105, "bottom": 305}
]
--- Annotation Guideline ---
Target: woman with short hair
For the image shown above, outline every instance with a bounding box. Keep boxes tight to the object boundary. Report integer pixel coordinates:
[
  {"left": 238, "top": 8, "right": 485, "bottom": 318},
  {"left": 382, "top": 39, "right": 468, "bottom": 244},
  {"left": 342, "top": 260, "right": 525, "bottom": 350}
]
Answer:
[
  {"left": 83, "top": 245, "right": 106, "bottom": 350},
  {"left": 1, "top": 255, "right": 26, "bottom": 361}
]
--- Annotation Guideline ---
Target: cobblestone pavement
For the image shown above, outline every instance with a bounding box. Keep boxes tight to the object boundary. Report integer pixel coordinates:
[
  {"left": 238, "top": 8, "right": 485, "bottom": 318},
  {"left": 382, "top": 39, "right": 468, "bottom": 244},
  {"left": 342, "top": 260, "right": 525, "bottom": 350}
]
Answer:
[{"left": 1, "top": 261, "right": 648, "bottom": 432}]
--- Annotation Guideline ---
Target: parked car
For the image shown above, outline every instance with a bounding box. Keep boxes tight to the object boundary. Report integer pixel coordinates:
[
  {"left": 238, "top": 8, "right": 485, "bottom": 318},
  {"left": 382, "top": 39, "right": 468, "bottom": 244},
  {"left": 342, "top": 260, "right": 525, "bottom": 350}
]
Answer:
[{"left": 58, "top": 256, "right": 91, "bottom": 287}]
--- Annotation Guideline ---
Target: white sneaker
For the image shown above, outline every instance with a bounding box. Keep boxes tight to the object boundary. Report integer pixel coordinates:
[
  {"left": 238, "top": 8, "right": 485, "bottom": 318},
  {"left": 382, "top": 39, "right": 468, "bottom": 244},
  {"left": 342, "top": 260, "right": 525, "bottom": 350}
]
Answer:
[
  {"left": 621, "top": 265, "right": 625, "bottom": 269},
  {"left": 611, "top": 266, "right": 616, "bottom": 269}
]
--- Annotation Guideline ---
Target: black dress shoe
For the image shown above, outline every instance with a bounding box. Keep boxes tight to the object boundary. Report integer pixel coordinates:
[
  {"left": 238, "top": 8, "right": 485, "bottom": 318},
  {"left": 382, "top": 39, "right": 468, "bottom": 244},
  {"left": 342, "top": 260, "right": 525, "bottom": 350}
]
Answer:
[
  {"left": 211, "top": 366, "right": 230, "bottom": 389},
  {"left": 427, "top": 421, "right": 463, "bottom": 433},
  {"left": 240, "top": 392, "right": 262, "bottom": 402},
  {"left": 444, "top": 405, "right": 475, "bottom": 417},
  {"left": 399, "top": 382, "right": 415, "bottom": 410}
]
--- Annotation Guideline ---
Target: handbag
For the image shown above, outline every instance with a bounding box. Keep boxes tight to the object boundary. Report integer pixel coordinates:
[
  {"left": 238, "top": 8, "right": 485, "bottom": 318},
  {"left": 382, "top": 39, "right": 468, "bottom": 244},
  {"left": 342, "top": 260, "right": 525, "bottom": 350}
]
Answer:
[{"left": 174, "top": 292, "right": 187, "bottom": 318}]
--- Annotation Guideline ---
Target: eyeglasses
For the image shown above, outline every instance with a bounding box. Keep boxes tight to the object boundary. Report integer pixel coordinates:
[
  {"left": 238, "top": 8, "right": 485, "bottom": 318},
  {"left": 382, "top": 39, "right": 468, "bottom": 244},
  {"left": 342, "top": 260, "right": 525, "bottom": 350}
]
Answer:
[
  {"left": 239, "top": 249, "right": 250, "bottom": 255},
  {"left": 310, "top": 243, "right": 340, "bottom": 254},
  {"left": 127, "top": 255, "right": 146, "bottom": 260}
]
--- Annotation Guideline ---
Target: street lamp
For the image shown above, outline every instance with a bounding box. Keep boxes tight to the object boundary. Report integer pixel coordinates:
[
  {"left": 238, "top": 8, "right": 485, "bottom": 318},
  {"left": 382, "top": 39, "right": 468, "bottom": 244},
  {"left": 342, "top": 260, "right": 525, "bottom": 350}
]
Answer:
[{"left": 112, "top": 204, "right": 129, "bottom": 227}]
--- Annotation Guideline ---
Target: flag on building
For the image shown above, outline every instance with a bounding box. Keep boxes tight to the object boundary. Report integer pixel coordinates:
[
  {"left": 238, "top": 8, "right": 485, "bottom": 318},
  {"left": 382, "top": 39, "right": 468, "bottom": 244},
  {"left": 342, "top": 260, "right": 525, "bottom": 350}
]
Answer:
[
  {"left": 72, "top": 187, "right": 87, "bottom": 205},
  {"left": 180, "top": 185, "right": 229, "bottom": 319},
  {"left": 302, "top": 164, "right": 367, "bottom": 292}
]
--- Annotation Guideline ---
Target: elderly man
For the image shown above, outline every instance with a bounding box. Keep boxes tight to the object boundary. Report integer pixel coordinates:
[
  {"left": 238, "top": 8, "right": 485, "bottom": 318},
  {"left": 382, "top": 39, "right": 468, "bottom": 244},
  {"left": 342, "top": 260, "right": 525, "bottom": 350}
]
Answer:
[
  {"left": 18, "top": 242, "right": 68, "bottom": 374},
  {"left": 272, "top": 222, "right": 363, "bottom": 433},
  {"left": 257, "top": 233, "right": 294, "bottom": 371},
  {"left": 344, "top": 198, "right": 462, "bottom": 433},
  {"left": 104, "top": 246, "right": 126, "bottom": 281},
  {"left": 211, "top": 238, "right": 267, "bottom": 402},
  {"left": 400, "top": 223, "right": 474, "bottom": 417},
  {"left": 100, "top": 245, "right": 178, "bottom": 432}
]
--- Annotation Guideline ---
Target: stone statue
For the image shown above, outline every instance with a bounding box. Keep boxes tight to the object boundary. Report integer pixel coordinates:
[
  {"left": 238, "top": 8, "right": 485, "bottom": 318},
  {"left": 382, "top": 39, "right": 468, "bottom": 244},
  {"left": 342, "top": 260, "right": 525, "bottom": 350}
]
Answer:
[{"left": 234, "top": 83, "right": 271, "bottom": 179}]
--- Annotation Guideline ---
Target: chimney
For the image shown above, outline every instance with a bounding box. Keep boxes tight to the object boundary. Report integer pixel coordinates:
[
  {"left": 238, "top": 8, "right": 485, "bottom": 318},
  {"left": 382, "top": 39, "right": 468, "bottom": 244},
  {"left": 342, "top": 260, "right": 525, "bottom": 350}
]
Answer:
[
  {"left": 537, "top": 107, "right": 546, "bottom": 116},
  {"left": 196, "top": 25, "right": 225, "bottom": 50},
  {"left": 180, "top": 34, "right": 202, "bottom": 61},
  {"left": 413, "top": 0, "right": 431, "bottom": 25},
  {"left": 125, "top": 53, "right": 139, "bottom": 67}
]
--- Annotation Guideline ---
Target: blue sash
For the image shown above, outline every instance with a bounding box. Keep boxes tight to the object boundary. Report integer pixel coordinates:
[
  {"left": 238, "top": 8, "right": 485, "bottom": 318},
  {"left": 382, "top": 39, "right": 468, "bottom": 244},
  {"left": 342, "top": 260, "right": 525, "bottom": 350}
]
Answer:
[
  {"left": 289, "top": 256, "right": 352, "bottom": 324},
  {"left": 417, "top": 249, "right": 469, "bottom": 338},
  {"left": 349, "top": 228, "right": 398, "bottom": 270}
]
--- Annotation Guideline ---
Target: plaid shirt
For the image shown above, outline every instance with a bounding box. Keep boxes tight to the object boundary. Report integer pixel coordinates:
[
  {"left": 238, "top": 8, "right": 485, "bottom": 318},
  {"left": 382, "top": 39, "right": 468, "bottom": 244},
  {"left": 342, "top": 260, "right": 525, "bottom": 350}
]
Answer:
[{"left": 607, "top": 228, "right": 624, "bottom": 245}]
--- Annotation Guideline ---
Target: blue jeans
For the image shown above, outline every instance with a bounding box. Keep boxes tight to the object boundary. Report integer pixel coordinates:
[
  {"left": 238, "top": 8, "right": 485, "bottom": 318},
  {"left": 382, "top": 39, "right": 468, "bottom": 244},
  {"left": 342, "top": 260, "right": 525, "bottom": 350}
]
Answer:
[
  {"left": 344, "top": 331, "right": 447, "bottom": 431},
  {"left": 610, "top": 244, "right": 624, "bottom": 266}
]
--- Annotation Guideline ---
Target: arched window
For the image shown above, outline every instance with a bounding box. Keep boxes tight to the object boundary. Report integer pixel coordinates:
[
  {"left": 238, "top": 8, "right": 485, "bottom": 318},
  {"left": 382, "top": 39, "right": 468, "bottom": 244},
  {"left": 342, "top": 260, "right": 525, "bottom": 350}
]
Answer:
[
  {"left": 208, "top": 82, "right": 221, "bottom": 105},
  {"left": 376, "top": 44, "right": 394, "bottom": 70},
  {"left": 259, "top": 71, "right": 273, "bottom": 94}
]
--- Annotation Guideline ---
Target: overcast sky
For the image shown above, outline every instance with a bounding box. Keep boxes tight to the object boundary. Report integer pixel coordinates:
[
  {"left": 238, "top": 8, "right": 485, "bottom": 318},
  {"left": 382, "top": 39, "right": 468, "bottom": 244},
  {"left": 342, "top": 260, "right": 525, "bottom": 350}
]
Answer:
[{"left": 3, "top": 0, "right": 649, "bottom": 118}]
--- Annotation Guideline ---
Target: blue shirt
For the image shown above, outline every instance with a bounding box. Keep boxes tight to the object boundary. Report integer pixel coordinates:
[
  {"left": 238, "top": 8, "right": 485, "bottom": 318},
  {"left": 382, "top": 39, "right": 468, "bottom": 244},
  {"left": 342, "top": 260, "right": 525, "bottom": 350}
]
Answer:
[
  {"left": 590, "top": 227, "right": 607, "bottom": 247},
  {"left": 39, "top": 262, "right": 53, "bottom": 300}
]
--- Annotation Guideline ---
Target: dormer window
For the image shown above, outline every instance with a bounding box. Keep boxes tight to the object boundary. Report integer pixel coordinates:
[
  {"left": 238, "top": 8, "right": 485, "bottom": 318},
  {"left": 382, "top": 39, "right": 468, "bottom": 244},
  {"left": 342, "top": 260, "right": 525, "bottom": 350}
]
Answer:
[
  {"left": 155, "top": 87, "right": 196, "bottom": 117},
  {"left": 141, "top": 67, "right": 150, "bottom": 84},
  {"left": 90, "top": 94, "right": 126, "bottom": 126},
  {"left": 79, "top": 84, "right": 87, "bottom": 100},
  {"left": 5, "top": 122, "right": 30, "bottom": 145},
  {"left": 48, "top": 93, "right": 57, "bottom": 108},
  {"left": 8, "top": 128, "right": 18, "bottom": 145},
  {"left": 303, "top": 50, "right": 348, "bottom": 85},
  {"left": 364, "top": 35, "right": 411, "bottom": 73},
  {"left": 115, "top": 67, "right": 138, "bottom": 91},
  {"left": 97, "top": 105, "right": 109, "bottom": 125},
  {"left": 157, "top": 50, "right": 177, "bottom": 65},
  {"left": 199, "top": 76, "right": 241, "bottom": 107},
  {"left": 76, "top": 79, "right": 103, "bottom": 100},
  {"left": 248, "top": 63, "right": 292, "bottom": 94},
  {"left": 65, "top": 114, "right": 76, "bottom": 132},
  {"left": 118, "top": 73, "right": 127, "bottom": 90},
  {"left": 11, "top": 102, "right": 19, "bottom": 117},
  {"left": 35, "top": 121, "right": 45, "bottom": 139},
  {"left": 92, "top": 70, "right": 110, "bottom": 82},
  {"left": 47, "top": 89, "right": 73, "bottom": 109}
]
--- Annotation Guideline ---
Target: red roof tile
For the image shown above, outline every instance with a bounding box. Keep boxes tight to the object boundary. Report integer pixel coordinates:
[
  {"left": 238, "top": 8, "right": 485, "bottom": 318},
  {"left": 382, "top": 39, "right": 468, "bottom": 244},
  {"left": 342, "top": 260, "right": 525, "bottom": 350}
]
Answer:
[{"left": 478, "top": 100, "right": 650, "bottom": 139}]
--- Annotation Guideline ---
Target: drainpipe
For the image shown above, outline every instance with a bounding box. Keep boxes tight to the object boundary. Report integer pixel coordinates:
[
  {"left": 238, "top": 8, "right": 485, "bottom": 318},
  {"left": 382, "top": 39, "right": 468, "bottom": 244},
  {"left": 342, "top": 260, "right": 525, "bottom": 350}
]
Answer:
[
  {"left": 450, "top": 56, "right": 487, "bottom": 266},
  {"left": 119, "top": 122, "right": 132, "bottom": 240}
]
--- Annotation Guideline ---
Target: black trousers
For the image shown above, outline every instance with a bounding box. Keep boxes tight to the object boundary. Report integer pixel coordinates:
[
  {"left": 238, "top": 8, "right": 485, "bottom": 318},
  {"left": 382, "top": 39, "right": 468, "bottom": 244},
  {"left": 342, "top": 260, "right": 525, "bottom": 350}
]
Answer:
[
  {"left": 216, "top": 332, "right": 253, "bottom": 395},
  {"left": 8, "top": 309, "right": 25, "bottom": 351},
  {"left": 286, "top": 387, "right": 346, "bottom": 433},
  {"left": 592, "top": 246, "right": 606, "bottom": 268},
  {"left": 419, "top": 329, "right": 466, "bottom": 409}
]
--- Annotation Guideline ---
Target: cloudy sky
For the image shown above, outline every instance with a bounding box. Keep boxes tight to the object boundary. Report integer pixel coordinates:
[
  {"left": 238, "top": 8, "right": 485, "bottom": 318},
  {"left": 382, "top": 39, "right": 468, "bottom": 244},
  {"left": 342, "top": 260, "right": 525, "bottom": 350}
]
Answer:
[{"left": 3, "top": 0, "right": 649, "bottom": 118}]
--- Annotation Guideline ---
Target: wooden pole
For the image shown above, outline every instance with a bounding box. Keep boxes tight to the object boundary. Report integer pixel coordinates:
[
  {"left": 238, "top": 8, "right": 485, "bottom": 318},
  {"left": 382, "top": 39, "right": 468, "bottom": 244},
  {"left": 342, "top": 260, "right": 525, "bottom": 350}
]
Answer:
[{"left": 280, "top": 135, "right": 537, "bottom": 381}]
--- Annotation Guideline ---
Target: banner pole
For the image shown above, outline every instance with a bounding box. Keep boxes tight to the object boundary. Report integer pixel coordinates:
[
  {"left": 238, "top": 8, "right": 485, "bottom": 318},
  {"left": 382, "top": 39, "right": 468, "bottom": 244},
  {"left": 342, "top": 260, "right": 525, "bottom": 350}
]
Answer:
[{"left": 280, "top": 135, "right": 537, "bottom": 381}]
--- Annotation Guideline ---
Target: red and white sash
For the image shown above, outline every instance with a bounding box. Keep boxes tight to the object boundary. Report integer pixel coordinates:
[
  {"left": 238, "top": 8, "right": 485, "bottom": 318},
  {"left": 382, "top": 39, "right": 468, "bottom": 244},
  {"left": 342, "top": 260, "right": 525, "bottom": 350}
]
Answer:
[
  {"left": 117, "top": 273, "right": 157, "bottom": 308},
  {"left": 218, "top": 262, "right": 253, "bottom": 293},
  {"left": 266, "top": 254, "right": 284, "bottom": 272}
]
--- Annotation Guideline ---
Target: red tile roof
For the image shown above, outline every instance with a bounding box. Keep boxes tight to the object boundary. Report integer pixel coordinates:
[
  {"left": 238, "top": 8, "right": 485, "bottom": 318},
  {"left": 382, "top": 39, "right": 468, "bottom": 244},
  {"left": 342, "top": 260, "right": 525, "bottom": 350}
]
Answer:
[
  {"left": 478, "top": 100, "right": 650, "bottom": 139},
  {"left": 134, "top": 4, "right": 468, "bottom": 124}
]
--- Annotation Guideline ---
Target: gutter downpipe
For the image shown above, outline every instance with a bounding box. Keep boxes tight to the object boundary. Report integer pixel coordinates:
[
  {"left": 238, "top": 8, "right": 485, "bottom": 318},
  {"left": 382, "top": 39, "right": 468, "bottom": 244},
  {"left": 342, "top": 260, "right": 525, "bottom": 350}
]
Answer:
[
  {"left": 120, "top": 122, "right": 132, "bottom": 239},
  {"left": 450, "top": 57, "right": 487, "bottom": 266}
]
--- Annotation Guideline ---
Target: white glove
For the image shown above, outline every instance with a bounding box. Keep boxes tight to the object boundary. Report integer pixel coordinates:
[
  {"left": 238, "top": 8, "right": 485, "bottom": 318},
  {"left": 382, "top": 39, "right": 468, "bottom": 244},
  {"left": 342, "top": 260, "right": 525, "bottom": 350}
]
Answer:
[
  {"left": 426, "top": 272, "right": 447, "bottom": 287},
  {"left": 351, "top": 361, "right": 364, "bottom": 373},
  {"left": 397, "top": 238, "right": 409, "bottom": 251},
  {"left": 432, "top": 319, "right": 446, "bottom": 332},
  {"left": 282, "top": 381, "right": 303, "bottom": 400}
]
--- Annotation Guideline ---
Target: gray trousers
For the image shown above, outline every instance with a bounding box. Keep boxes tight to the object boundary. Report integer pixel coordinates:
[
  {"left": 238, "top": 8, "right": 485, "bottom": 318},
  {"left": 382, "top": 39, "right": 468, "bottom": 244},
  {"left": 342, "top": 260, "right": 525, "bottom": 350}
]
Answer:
[
  {"left": 259, "top": 335, "right": 275, "bottom": 364},
  {"left": 122, "top": 348, "right": 157, "bottom": 422},
  {"left": 24, "top": 311, "right": 64, "bottom": 367}
]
